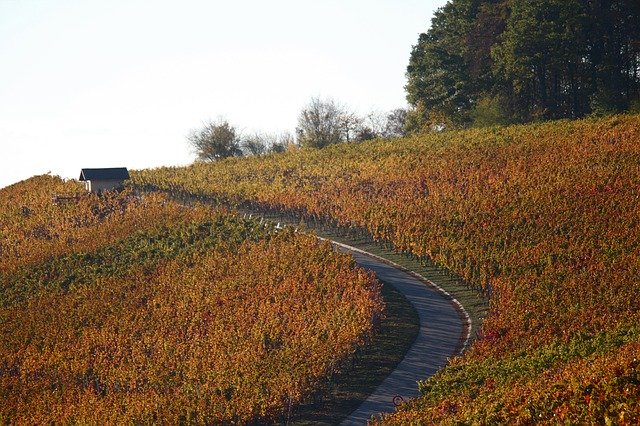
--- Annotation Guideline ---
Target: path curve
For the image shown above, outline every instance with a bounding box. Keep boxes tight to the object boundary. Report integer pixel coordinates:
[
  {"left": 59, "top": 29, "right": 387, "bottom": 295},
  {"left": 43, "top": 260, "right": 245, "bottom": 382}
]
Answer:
[
  {"left": 325, "top": 240, "right": 470, "bottom": 425},
  {"left": 150, "top": 195, "right": 470, "bottom": 424}
]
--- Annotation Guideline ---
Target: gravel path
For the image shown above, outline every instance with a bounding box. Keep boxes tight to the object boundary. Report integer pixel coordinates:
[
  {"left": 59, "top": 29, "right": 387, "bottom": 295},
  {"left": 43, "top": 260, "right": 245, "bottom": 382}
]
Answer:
[{"left": 329, "top": 241, "right": 470, "bottom": 425}]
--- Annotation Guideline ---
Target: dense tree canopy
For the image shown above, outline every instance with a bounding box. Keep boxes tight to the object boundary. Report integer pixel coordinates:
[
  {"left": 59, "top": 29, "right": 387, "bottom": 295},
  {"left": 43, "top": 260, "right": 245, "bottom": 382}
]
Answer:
[{"left": 407, "top": 0, "right": 640, "bottom": 128}]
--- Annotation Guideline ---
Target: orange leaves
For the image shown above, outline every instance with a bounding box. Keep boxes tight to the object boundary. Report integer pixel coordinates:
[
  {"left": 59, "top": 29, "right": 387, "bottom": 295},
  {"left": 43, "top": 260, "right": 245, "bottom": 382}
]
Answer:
[
  {"left": 131, "top": 113, "right": 640, "bottom": 422},
  {"left": 1, "top": 181, "right": 383, "bottom": 423},
  {"left": 135, "top": 114, "right": 640, "bottom": 349}
]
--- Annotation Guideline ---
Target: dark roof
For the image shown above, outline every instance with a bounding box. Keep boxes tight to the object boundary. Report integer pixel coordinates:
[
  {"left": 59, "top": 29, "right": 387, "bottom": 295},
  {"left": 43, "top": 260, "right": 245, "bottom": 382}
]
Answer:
[{"left": 79, "top": 167, "right": 130, "bottom": 181}]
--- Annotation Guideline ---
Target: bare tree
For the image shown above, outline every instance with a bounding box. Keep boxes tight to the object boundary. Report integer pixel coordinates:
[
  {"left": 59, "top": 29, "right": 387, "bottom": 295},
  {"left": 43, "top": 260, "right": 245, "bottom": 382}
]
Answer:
[
  {"left": 357, "top": 111, "right": 386, "bottom": 141},
  {"left": 354, "top": 108, "right": 409, "bottom": 141},
  {"left": 188, "top": 119, "right": 242, "bottom": 161},
  {"left": 240, "top": 131, "right": 294, "bottom": 155},
  {"left": 296, "top": 97, "right": 344, "bottom": 148},
  {"left": 241, "top": 133, "right": 268, "bottom": 156},
  {"left": 355, "top": 125, "right": 378, "bottom": 141},
  {"left": 267, "top": 131, "right": 295, "bottom": 153},
  {"left": 384, "top": 108, "right": 408, "bottom": 138},
  {"left": 350, "top": 108, "right": 408, "bottom": 141},
  {"left": 338, "top": 110, "right": 362, "bottom": 143}
]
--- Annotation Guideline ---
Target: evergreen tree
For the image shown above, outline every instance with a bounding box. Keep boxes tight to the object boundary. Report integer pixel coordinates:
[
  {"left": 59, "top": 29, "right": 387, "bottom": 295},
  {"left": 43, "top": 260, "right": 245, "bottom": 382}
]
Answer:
[
  {"left": 406, "top": 0, "right": 480, "bottom": 128},
  {"left": 406, "top": 0, "right": 640, "bottom": 128},
  {"left": 492, "top": 0, "right": 588, "bottom": 119}
]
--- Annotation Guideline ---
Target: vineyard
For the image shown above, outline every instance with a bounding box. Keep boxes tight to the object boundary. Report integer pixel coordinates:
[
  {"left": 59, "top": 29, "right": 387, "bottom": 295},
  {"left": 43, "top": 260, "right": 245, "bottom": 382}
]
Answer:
[
  {"left": 132, "top": 114, "right": 640, "bottom": 423},
  {"left": 0, "top": 176, "right": 384, "bottom": 423}
]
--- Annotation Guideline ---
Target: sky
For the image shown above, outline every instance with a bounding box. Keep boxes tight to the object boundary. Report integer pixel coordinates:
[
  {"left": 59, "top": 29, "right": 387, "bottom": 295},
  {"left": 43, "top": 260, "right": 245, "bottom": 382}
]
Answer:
[{"left": 0, "top": 0, "right": 447, "bottom": 189}]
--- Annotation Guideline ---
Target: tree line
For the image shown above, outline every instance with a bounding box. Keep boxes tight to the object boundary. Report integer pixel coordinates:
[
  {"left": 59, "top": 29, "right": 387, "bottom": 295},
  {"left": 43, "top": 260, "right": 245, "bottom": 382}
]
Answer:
[
  {"left": 405, "top": 0, "right": 640, "bottom": 129},
  {"left": 188, "top": 97, "right": 407, "bottom": 162},
  {"left": 189, "top": 0, "right": 640, "bottom": 161}
]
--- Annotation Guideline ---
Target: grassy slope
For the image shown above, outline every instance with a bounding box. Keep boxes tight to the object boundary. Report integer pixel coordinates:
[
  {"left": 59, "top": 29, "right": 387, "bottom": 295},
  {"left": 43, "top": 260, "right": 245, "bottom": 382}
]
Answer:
[
  {"left": 0, "top": 180, "right": 389, "bottom": 424},
  {"left": 132, "top": 114, "right": 640, "bottom": 424},
  {"left": 232, "top": 207, "right": 488, "bottom": 350}
]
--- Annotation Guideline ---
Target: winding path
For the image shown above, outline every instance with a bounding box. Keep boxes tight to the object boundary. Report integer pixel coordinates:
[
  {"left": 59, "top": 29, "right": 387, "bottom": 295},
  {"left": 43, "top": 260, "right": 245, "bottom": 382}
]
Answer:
[
  {"left": 327, "top": 240, "right": 470, "bottom": 425},
  {"left": 155, "top": 194, "right": 469, "bottom": 424}
]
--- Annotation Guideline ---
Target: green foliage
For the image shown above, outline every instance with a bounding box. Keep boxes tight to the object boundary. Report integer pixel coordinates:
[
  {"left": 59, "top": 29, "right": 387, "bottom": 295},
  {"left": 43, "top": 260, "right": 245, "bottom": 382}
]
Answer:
[
  {"left": 406, "top": 0, "right": 640, "bottom": 127},
  {"left": 469, "top": 93, "right": 511, "bottom": 127},
  {"left": 492, "top": 0, "right": 587, "bottom": 119},
  {"left": 406, "top": 0, "right": 478, "bottom": 127}
]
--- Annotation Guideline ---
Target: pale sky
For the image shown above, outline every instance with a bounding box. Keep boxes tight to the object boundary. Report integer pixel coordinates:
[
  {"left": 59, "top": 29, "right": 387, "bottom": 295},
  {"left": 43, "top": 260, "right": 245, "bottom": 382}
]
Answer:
[{"left": 0, "top": 0, "right": 446, "bottom": 189}]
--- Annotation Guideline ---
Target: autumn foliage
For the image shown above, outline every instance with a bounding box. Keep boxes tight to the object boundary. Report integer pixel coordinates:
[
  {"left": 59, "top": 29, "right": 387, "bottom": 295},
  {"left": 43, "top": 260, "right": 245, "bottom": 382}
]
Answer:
[
  {"left": 132, "top": 114, "right": 640, "bottom": 423},
  {"left": 0, "top": 178, "right": 383, "bottom": 423}
]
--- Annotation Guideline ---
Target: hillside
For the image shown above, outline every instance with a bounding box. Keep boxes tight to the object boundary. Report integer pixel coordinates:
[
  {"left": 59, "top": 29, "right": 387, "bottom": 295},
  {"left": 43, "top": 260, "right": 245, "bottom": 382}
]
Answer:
[
  {"left": 0, "top": 177, "right": 383, "bottom": 423},
  {"left": 133, "top": 114, "right": 640, "bottom": 423}
]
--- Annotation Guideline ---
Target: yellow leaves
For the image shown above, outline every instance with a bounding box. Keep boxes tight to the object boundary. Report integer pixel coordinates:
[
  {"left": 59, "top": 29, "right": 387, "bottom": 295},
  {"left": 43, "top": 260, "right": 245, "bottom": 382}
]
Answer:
[
  {"left": 0, "top": 184, "right": 383, "bottom": 423},
  {"left": 131, "top": 114, "right": 640, "bottom": 423}
]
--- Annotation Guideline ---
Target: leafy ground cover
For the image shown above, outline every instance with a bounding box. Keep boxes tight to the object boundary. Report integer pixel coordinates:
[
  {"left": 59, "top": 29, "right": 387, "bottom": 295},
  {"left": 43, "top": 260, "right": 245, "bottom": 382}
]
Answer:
[
  {"left": 291, "top": 280, "right": 419, "bottom": 425},
  {"left": 0, "top": 177, "right": 384, "bottom": 424},
  {"left": 132, "top": 114, "right": 640, "bottom": 423}
]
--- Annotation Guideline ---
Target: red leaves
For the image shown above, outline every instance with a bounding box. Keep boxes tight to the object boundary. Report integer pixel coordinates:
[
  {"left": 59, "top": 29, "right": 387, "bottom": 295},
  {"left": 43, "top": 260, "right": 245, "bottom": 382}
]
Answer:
[
  {"left": 1, "top": 183, "right": 384, "bottom": 423},
  {"left": 129, "top": 113, "right": 640, "bottom": 423}
]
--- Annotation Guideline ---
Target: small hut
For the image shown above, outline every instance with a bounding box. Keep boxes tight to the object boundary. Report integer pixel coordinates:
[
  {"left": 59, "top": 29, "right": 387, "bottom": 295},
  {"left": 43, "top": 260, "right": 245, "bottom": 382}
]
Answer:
[{"left": 79, "top": 167, "right": 129, "bottom": 193}]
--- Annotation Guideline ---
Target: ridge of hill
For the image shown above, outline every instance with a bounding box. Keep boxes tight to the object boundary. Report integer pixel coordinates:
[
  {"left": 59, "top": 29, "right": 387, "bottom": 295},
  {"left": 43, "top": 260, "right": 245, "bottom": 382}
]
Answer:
[{"left": 132, "top": 114, "right": 640, "bottom": 423}]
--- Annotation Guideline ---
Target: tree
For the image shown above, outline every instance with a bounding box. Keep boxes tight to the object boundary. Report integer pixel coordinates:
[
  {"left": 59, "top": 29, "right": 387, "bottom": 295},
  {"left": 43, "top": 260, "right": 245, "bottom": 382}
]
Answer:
[
  {"left": 338, "top": 110, "right": 362, "bottom": 143},
  {"left": 357, "top": 111, "right": 387, "bottom": 140},
  {"left": 583, "top": 0, "right": 640, "bottom": 114},
  {"left": 296, "top": 97, "right": 344, "bottom": 148},
  {"left": 383, "top": 108, "right": 409, "bottom": 138},
  {"left": 406, "top": 0, "right": 640, "bottom": 125},
  {"left": 267, "top": 132, "right": 295, "bottom": 153},
  {"left": 241, "top": 133, "right": 268, "bottom": 156},
  {"left": 296, "top": 97, "right": 408, "bottom": 146},
  {"left": 355, "top": 108, "right": 409, "bottom": 140},
  {"left": 406, "top": 0, "right": 482, "bottom": 128},
  {"left": 492, "top": 0, "right": 588, "bottom": 119},
  {"left": 241, "top": 132, "right": 294, "bottom": 155},
  {"left": 354, "top": 126, "right": 378, "bottom": 142},
  {"left": 188, "top": 119, "right": 242, "bottom": 162}
]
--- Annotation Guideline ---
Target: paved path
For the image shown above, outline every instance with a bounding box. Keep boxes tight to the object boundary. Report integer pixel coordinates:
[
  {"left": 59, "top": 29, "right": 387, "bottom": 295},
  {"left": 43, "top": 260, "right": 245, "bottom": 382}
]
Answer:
[
  {"left": 145, "top": 191, "right": 469, "bottom": 423},
  {"left": 155, "top": 194, "right": 468, "bottom": 424},
  {"left": 329, "top": 241, "right": 470, "bottom": 425}
]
